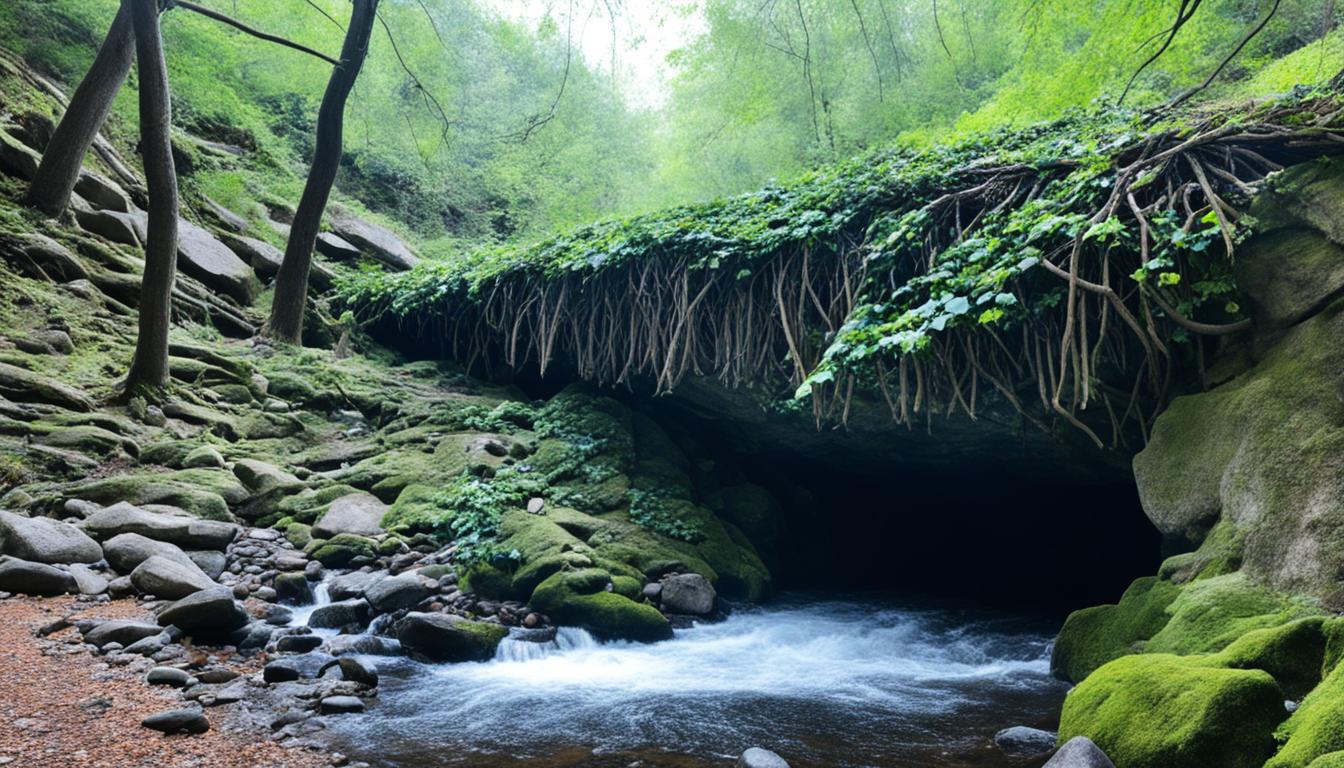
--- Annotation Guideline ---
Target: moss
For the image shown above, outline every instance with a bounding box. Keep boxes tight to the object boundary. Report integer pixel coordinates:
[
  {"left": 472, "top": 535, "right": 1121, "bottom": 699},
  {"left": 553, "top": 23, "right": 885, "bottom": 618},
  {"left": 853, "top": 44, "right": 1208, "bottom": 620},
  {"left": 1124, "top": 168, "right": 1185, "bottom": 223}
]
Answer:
[
  {"left": 460, "top": 562, "right": 515, "bottom": 598},
  {"left": 1145, "top": 573, "right": 1322, "bottom": 656},
  {"left": 1209, "top": 617, "right": 1326, "bottom": 699},
  {"left": 306, "top": 533, "right": 379, "bottom": 567},
  {"left": 58, "top": 469, "right": 244, "bottom": 520},
  {"left": 611, "top": 575, "right": 642, "bottom": 599},
  {"left": 1268, "top": 664, "right": 1344, "bottom": 768},
  {"left": 1052, "top": 576, "right": 1180, "bottom": 683},
  {"left": 530, "top": 569, "right": 671, "bottom": 642},
  {"left": 1158, "top": 520, "right": 1244, "bottom": 585},
  {"left": 1307, "top": 753, "right": 1344, "bottom": 768},
  {"left": 283, "top": 522, "right": 312, "bottom": 549},
  {"left": 1058, "top": 654, "right": 1285, "bottom": 768},
  {"left": 1322, "top": 618, "right": 1344, "bottom": 677},
  {"left": 382, "top": 483, "right": 447, "bottom": 533}
]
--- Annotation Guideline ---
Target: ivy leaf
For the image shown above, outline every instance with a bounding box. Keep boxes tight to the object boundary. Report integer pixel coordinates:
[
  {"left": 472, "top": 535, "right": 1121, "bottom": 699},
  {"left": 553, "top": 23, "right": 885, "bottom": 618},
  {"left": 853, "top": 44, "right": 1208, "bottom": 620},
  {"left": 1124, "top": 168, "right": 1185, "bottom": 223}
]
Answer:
[{"left": 945, "top": 296, "right": 971, "bottom": 316}]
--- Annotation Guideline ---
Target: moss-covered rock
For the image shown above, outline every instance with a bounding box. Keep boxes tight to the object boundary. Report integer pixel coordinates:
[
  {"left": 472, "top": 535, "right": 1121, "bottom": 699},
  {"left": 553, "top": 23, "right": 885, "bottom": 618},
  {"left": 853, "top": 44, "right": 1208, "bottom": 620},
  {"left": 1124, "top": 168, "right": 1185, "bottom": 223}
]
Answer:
[
  {"left": 1209, "top": 617, "right": 1325, "bottom": 699},
  {"left": 1058, "top": 654, "right": 1285, "bottom": 768},
  {"left": 1052, "top": 576, "right": 1179, "bottom": 683},
  {"left": 1145, "top": 573, "right": 1321, "bottom": 656},
  {"left": 306, "top": 533, "right": 379, "bottom": 567},
  {"left": 1268, "top": 664, "right": 1344, "bottom": 768},
  {"left": 57, "top": 469, "right": 245, "bottom": 520},
  {"left": 529, "top": 569, "right": 671, "bottom": 642}
]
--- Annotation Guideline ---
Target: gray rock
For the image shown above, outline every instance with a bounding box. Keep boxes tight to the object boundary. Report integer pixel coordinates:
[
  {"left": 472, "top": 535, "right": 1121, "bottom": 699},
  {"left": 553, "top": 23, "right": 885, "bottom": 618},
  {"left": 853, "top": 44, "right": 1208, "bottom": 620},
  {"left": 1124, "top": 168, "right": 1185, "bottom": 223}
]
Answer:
[
  {"left": 393, "top": 612, "right": 508, "bottom": 663},
  {"left": 995, "top": 726, "right": 1058, "bottom": 758},
  {"left": 68, "top": 563, "right": 109, "bottom": 595},
  {"left": 182, "top": 445, "right": 225, "bottom": 469},
  {"left": 0, "top": 510, "right": 103, "bottom": 564},
  {"left": 74, "top": 170, "right": 132, "bottom": 213},
  {"left": 312, "top": 492, "right": 387, "bottom": 539},
  {"left": 102, "top": 533, "right": 196, "bottom": 573},
  {"left": 187, "top": 550, "right": 227, "bottom": 581},
  {"left": 141, "top": 708, "right": 209, "bottom": 735},
  {"left": 275, "top": 633, "right": 324, "bottom": 653},
  {"left": 315, "top": 232, "right": 361, "bottom": 261},
  {"left": 0, "top": 557, "right": 76, "bottom": 595},
  {"left": 220, "top": 234, "right": 283, "bottom": 279},
  {"left": 157, "top": 587, "right": 249, "bottom": 636},
  {"left": 737, "top": 748, "right": 790, "bottom": 768},
  {"left": 121, "top": 213, "right": 260, "bottom": 305},
  {"left": 83, "top": 620, "right": 163, "bottom": 648},
  {"left": 1043, "top": 737, "right": 1116, "bottom": 768},
  {"left": 273, "top": 572, "right": 313, "bottom": 604},
  {"left": 63, "top": 499, "right": 102, "bottom": 519},
  {"left": 325, "top": 633, "right": 401, "bottom": 656},
  {"left": 318, "top": 695, "right": 365, "bottom": 714},
  {"left": 21, "top": 235, "right": 88, "bottom": 283},
  {"left": 659, "top": 573, "right": 716, "bottom": 615},
  {"left": 74, "top": 208, "right": 141, "bottom": 246},
  {"left": 263, "top": 651, "right": 335, "bottom": 682},
  {"left": 146, "top": 667, "right": 195, "bottom": 687},
  {"left": 319, "top": 656, "right": 378, "bottom": 687},
  {"left": 331, "top": 216, "right": 419, "bottom": 271},
  {"left": 327, "top": 570, "right": 378, "bottom": 601},
  {"left": 0, "top": 128, "right": 40, "bottom": 179},
  {"left": 82, "top": 503, "right": 240, "bottom": 550},
  {"left": 203, "top": 197, "right": 248, "bottom": 233},
  {"left": 308, "top": 598, "right": 371, "bottom": 629},
  {"left": 365, "top": 573, "right": 433, "bottom": 614},
  {"left": 231, "top": 458, "right": 303, "bottom": 495},
  {"left": 130, "top": 555, "right": 216, "bottom": 599},
  {"left": 122, "top": 634, "right": 167, "bottom": 656}
]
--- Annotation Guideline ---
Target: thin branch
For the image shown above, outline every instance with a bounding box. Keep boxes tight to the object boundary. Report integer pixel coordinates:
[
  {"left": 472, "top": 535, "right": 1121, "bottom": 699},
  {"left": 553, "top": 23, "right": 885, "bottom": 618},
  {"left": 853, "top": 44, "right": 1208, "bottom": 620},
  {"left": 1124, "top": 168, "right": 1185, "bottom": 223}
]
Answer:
[{"left": 171, "top": 0, "right": 340, "bottom": 66}]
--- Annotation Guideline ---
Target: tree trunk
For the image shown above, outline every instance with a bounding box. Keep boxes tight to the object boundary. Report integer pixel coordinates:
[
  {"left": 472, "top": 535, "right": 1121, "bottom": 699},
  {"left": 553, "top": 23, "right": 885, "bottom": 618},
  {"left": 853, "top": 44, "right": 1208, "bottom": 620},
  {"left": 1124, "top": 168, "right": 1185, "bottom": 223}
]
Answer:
[
  {"left": 25, "top": 2, "right": 135, "bottom": 217},
  {"left": 124, "top": 0, "right": 179, "bottom": 397},
  {"left": 266, "top": 0, "right": 378, "bottom": 344}
]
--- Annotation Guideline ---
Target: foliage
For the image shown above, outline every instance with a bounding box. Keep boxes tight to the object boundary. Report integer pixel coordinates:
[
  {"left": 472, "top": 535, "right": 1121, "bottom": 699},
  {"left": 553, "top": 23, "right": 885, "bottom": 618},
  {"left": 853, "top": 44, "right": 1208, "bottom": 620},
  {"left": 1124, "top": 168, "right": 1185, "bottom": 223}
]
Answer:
[{"left": 628, "top": 487, "right": 705, "bottom": 543}]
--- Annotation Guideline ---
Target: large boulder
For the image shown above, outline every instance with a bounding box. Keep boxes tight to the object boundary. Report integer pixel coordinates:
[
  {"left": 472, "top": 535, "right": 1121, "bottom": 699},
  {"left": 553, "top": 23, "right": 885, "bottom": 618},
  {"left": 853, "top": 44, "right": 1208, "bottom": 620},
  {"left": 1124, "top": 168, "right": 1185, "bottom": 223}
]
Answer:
[
  {"left": 81, "top": 503, "right": 240, "bottom": 550},
  {"left": 156, "top": 587, "right": 249, "bottom": 637},
  {"left": 529, "top": 569, "right": 672, "bottom": 642},
  {"left": 82, "top": 620, "right": 162, "bottom": 648},
  {"left": 659, "top": 572, "right": 716, "bottom": 615},
  {"left": 1058, "top": 654, "right": 1283, "bottom": 768},
  {"left": 0, "top": 556, "right": 76, "bottom": 595},
  {"left": 231, "top": 458, "right": 303, "bottom": 495},
  {"left": 311, "top": 492, "right": 387, "bottom": 539},
  {"left": 74, "top": 171, "right": 132, "bottom": 213},
  {"left": 130, "top": 555, "right": 216, "bottom": 599},
  {"left": 331, "top": 216, "right": 419, "bottom": 271},
  {"left": 219, "top": 233, "right": 283, "bottom": 279},
  {"left": 393, "top": 612, "right": 508, "bottom": 662},
  {"left": 365, "top": 573, "right": 434, "bottom": 613},
  {"left": 101, "top": 532, "right": 196, "bottom": 573},
  {"left": 0, "top": 510, "right": 102, "bottom": 564},
  {"left": 315, "top": 232, "right": 360, "bottom": 261},
  {"left": 308, "top": 598, "right": 371, "bottom": 629},
  {"left": 1044, "top": 738, "right": 1116, "bottom": 768}
]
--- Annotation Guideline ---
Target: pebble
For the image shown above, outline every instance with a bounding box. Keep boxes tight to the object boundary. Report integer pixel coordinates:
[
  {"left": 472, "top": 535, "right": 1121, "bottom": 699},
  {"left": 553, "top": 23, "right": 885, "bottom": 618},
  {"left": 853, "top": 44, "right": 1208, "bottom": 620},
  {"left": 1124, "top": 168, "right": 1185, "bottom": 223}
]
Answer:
[
  {"left": 318, "top": 696, "right": 365, "bottom": 714},
  {"left": 141, "top": 707, "right": 210, "bottom": 735},
  {"left": 145, "top": 667, "right": 195, "bottom": 688}
]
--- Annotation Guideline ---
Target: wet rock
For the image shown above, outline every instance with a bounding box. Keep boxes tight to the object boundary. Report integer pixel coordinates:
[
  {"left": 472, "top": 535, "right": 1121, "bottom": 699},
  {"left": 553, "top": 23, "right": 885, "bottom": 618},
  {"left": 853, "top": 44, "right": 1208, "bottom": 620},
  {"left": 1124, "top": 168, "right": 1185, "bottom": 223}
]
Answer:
[
  {"left": 327, "top": 571, "right": 378, "bottom": 601},
  {"left": 659, "top": 573, "right": 716, "bottom": 615},
  {"left": 331, "top": 216, "right": 419, "bottom": 271},
  {"left": 0, "top": 557, "right": 76, "bottom": 596},
  {"left": 276, "top": 633, "right": 324, "bottom": 653},
  {"left": 325, "top": 633, "right": 400, "bottom": 656},
  {"left": 130, "top": 555, "right": 216, "bottom": 599},
  {"left": 141, "top": 707, "right": 209, "bottom": 735},
  {"left": 0, "top": 510, "right": 103, "bottom": 564},
  {"left": 1044, "top": 737, "right": 1116, "bottom": 768},
  {"left": 311, "top": 492, "right": 387, "bottom": 539},
  {"left": 737, "top": 748, "right": 790, "bottom": 768},
  {"left": 995, "top": 726, "right": 1058, "bottom": 758},
  {"left": 263, "top": 651, "right": 335, "bottom": 683},
  {"left": 318, "top": 695, "right": 366, "bottom": 714},
  {"left": 394, "top": 612, "right": 508, "bottom": 663},
  {"left": 365, "top": 573, "right": 433, "bottom": 614},
  {"left": 82, "top": 503, "right": 240, "bottom": 550},
  {"left": 146, "top": 667, "right": 195, "bottom": 688},
  {"left": 83, "top": 620, "right": 163, "bottom": 648},
  {"left": 273, "top": 572, "right": 314, "bottom": 604},
  {"left": 156, "top": 587, "right": 249, "bottom": 636},
  {"left": 309, "top": 598, "right": 371, "bottom": 630},
  {"left": 320, "top": 656, "right": 379, "bottom": 687}
]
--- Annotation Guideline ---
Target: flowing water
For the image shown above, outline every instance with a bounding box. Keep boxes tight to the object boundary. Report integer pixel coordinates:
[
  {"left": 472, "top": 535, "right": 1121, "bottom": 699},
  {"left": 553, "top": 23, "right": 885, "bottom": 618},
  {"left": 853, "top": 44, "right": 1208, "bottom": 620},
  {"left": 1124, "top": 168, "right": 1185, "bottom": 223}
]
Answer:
[{"left": 317, "top": 594, "right": 1068, "bottom": 768}]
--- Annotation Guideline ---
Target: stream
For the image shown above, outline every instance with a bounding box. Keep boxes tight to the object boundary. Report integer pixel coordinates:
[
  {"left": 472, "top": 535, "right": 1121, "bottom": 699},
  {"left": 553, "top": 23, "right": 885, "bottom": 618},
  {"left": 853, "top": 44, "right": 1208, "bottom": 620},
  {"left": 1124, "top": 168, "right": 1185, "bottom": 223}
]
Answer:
[{"left": 312, "top": 594, "right": 1068, "bottom": 767}]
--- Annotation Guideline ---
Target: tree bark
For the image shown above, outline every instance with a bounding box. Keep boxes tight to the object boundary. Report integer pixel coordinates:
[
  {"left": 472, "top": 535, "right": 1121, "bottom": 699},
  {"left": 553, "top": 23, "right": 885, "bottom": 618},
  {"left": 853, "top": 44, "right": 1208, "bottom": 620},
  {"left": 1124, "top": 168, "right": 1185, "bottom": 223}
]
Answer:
[
  {"left": 124, "top": 0, "right": 179, "bottom": 397},
  {"left": 266, "top": 0, "right": 378, "bottom": 344},
  {"left": 25, "top": 2, "right": 135, "bottom": 217}
]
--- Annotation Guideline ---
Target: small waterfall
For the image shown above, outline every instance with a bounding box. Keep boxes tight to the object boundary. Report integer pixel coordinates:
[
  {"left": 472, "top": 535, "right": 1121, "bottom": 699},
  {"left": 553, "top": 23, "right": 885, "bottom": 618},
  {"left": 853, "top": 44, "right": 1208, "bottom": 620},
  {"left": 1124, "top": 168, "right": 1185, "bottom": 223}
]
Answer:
[
  {"left": 286, "top": 576, "right": 333, "bottom": 628},
  {"left": 494, "top": 626, "right": 600, "bottom": 662}
]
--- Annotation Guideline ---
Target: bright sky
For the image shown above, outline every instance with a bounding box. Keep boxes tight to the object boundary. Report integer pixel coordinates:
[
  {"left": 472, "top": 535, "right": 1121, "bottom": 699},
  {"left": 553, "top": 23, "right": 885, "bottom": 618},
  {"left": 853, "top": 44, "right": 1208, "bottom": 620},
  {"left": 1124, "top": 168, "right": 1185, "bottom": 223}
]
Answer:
[{"left": 482, "top": 0, "right": 706, "bottom": 109}]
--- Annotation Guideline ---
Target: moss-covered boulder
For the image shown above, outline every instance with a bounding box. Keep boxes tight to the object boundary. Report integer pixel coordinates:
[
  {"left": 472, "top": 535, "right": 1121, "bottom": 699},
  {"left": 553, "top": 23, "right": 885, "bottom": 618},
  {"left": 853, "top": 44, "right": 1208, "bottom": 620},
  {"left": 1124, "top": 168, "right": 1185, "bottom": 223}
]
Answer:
[
  {"left": 1052, "top": 576, "right": 1179, "bottom": 683},
  {"left": 1268, "top": 663, "right": 1344, "bottom": 767},
  {"left": 392, "top": 611, "right": 510, "bottom": 662},
  {"left": 1058, "top": 654, "right": 1285, "bottom": 768},
  {"left": 1210, "top": 618, "right": 1325, "bottom": 700},
  {"left": 529, "top": 568, "right": 672, "bottom": 642},
  {"left": 1144, "top": 573, "right": 1322, "bottom": 656},
  {"left": 306, "top": 533, "right": 379, "bottom": 567}
]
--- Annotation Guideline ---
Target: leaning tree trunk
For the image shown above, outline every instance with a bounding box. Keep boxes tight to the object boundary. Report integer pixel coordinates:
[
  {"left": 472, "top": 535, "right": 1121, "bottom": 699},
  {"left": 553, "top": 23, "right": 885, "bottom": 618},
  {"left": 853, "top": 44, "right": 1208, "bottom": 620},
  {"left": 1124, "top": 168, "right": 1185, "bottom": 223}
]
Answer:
[
  {"left": 25, "top": 2, "right": 135, "bottom": 216},
  {"left": 124, "top": 0, "right": 179, "bottom": 396},
  {"left": 266, "top": 0, "right": 378, "bottom": 344}
]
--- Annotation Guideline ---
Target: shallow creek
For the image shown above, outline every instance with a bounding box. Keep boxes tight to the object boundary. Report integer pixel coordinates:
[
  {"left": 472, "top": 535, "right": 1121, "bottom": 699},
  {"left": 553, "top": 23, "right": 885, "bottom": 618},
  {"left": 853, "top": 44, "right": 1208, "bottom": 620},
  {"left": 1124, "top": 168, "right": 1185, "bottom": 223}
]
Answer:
[{"left": 310, "top": 594, "right": 1067, "bottom": 767}]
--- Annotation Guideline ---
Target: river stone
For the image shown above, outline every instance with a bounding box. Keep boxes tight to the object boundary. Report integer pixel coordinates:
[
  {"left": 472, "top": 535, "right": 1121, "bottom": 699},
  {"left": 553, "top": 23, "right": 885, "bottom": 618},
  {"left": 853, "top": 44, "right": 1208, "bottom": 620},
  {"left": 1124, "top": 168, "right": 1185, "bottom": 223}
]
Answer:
[
  {"left": 995, "top": 726, "right": 1058, "bottom": 758},
  {"left": 394, "top": 612, "right": 508, "bottom": 663},
  {"left": 102, "top": 532, "right": 196, "bottom": 573},
  {"left": 1044, "top": 737, "right": 1116, "bottom": 768},
  {"left": 273, "top": 572, "right": 313, "bottom": 604},
  {"left": 0, "top": 557, "right": 76, "bottom": 595},
  {"left": 659, "top": 572, "right": 716, "bottom": 615},
  {"left": 365, "top": 573, "right": 433, "bottom": 613},
  {"left": 312, "top": 492, "right": 387, "bottom": 539},
  {"left": 130, "top": 555, "right": 216, "bottom": 599},
  {"left": 0, "top": 510, "right": 103, "bottom": 564},
  {"left": 146, "top": 667, "right": 195, "bottom": 688},
  {"left": 69, "top": 563, "right": 108, "bottom": 595},
  {"left": 737, "top": 748, "right": 790, "bottom": 768},
  {"left": 275, "top": 633, "right": 324, "bottom": 653},
  {"left": 331, "top": 216, "right": 419, "bottom": 271},
  {"left": 142, "top": 708, "right": 209, "bottom": 735},
  {"left": 325, "top": 633, "right": 401, "bottom": 656},
  {"left": 327, "top": 570, "right": 378, "bottom": 601},
  {"left": 188, "top": 550, "right": 227, "bottom": 580},
  {"left": 319, "top": 656, "right": 379, "bottom": 687},
  {"left": 263, "top": 651, "right": 335, "bottom": 683},
  {"left": 309, "top": 598, "right": 371, "bottom": 630},
  {"left": 157, "top": 588, "right": 249, "bottom": 636},
  {"left": 82, "top": 503, "right": 240, "bottom": 550},
  {"left": 83, "top": 620, "right": 163, "bottom": 648},
  {"left": 318, "top": 695, "right": 366, "bottom": 714}
]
